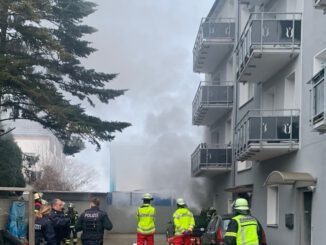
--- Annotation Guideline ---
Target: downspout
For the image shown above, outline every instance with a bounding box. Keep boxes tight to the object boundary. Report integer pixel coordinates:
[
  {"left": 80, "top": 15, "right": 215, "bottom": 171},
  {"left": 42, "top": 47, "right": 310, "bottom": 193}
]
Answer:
[{"left": 232, "top": 0, "right": 241, "bottom": 193}]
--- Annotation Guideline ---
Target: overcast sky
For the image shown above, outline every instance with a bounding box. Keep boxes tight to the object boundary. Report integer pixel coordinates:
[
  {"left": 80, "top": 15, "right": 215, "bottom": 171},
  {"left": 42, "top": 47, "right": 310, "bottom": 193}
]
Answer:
[{"left": 72, "top": 0, "right": 215, "bottom": 204}]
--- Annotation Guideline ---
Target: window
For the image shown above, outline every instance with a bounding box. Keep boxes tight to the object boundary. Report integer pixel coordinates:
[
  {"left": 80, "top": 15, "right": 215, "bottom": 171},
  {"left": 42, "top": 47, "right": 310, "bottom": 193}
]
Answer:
[
  {"left": 313, "top": 78, "right": 324, "bottom": 118},
  {"left": 239, "top": 82, "right": 254, "bottom": 107},
  {"left": 267, "top": 186, "right": 279, "bottom": 226}
]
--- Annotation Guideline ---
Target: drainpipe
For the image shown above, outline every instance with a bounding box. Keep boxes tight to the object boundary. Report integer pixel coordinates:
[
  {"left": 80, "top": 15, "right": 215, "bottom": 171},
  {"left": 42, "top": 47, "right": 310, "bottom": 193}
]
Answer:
[{"left": 230, "top": 0, "right": 240, "bottom": 195}]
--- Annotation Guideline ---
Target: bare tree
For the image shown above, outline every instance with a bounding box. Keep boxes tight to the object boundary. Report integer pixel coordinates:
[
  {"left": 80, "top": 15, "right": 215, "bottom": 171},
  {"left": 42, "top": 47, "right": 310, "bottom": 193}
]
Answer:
[{"left": 33, "top": 158, "right": 97, "bottom": 191}]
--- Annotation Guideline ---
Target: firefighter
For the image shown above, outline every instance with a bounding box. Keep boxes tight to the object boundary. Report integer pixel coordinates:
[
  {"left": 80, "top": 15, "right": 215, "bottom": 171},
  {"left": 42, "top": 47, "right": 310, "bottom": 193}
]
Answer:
[
  {"left": 64, "top": 203, "right": 79, "bottom": 245},
  {"left": 172, "top": 198, "right": 195, "bottom": 245},
  {"left": 75, "top": 197, "right": 113, "bottom": 245},
  {"left": 136, "top": 193, "right": 156, "bottom": 245},
  {"left": 224, "top": 198, "right": 267, "bottom": 245}
]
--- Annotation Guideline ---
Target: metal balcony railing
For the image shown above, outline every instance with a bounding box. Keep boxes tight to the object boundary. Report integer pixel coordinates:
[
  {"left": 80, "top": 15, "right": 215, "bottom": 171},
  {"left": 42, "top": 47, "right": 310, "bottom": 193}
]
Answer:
[
  {"left": 191, "top": 144, "right": 232, "bottom": 176},
  {"left": 235, "top": 109, "right": 300, "bottom": 158},
  {"left": 310, "top": 67, "right": 325, "bottom": 125},
  {"left": 192, "top": 82, "right": 233, "bottom": 123},
  {"left": 193, "top": 17, "right": 235, "bottom": 62},
  {"left": 235, "top": 12, "right": 302, "bottom": 78}
]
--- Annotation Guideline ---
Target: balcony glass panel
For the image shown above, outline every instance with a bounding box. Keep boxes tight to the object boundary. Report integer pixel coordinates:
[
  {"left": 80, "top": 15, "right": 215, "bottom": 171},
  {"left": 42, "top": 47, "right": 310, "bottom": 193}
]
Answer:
[
  {"left": 191, "top": 144, "right": 232, "bottom": 176},
  {"left": 192, "top": 82, "right": 233, "bottom": 125},
  {"left": 236, "top": 13, "right": 302, "bottom": 78},
  {"left": 235, "top": 109, "right": 300, "bottom": 160},
  {"left": 193, "top": 18, "right": 235, "bottom": 73}
]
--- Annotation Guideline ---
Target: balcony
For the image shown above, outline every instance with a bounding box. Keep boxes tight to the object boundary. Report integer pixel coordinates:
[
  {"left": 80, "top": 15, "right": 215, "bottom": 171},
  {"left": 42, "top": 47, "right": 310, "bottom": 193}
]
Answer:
[
  {"left": 191, "top": 144, "right": 232, "bottom": 177},
  {"left": 193, "top": 18, "right": 235, "bottom": 73},
  {"left": 192, "top": 82, "right": 233, "bottom": 126},
  {"left": 235, "top": 109, "right": 300, "bottom": 161},
  {"left": 235, "top": 13, "right": 302, "bottom": 83},
  {"left": 310, "top": 67, "right": 326, "bottom": 130},
  {"left": 314, "top": 0, "right": 326, "bottom": 13}
]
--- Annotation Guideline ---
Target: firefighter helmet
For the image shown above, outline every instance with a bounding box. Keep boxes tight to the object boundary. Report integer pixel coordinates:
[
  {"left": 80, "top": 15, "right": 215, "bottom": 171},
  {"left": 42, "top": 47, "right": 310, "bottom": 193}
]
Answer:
[
  {"left": 142, "top": 193, "right": 153, "bottom": 200},
  {"left": 233, "top": 198, "right": 249, "bottom": 211},
  {"left": 176, "top": 198, "right": 186, "bottom": 206}
]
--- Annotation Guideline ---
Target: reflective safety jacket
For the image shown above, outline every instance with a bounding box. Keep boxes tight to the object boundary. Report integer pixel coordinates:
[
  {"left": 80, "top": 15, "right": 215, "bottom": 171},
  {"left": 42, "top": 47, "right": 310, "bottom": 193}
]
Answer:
[
  {"left": 173, "top": 208, "right": 195, "bottom": 236},
  {"left": 225, "top": 214, "right": 261, "bottom": 245},
  {"left": 136, "top": 204, "right": 156, "bottom": 234}
]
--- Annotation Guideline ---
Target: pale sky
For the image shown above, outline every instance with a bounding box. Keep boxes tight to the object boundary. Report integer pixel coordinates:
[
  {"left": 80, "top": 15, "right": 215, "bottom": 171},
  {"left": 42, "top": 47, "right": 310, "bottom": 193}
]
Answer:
[{"left": 71, "top": 0, "right": 215, "bottom": 204}]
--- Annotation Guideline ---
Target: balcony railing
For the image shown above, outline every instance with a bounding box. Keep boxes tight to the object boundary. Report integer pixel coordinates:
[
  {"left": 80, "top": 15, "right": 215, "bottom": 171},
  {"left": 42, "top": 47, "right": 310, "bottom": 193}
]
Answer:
[
  {"left": 192, "top": 81, "right": 233, "bottom": 126},
  {"left": 310, "top": 67, "right": 326, "bottom": 130},
  {"left": 235, "top": 12, "right": 302, "bottom": 82},
  {"left": 235, "top": 109, "right": 300, "bottom": 161},
  {"left": 191, "top": 144, "right": 232, "bottom": 177},
  {"left": 193, "top": 17, "right": 235, "bottom": 73}
]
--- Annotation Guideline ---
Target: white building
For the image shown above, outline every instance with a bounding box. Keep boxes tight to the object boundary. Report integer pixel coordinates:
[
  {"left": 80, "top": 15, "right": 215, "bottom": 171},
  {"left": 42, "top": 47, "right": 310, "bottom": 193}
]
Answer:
[{"left": 191, "top": 1, "right": 326, "bottom": 244}]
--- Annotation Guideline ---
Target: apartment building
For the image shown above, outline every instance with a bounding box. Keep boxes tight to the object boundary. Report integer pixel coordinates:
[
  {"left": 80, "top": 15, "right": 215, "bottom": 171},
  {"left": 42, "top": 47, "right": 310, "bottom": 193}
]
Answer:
[
  {"left": 9, "top": 120, "right": 65, "bottom": 173},
  {"left": 191, "top": 1, "right": 326, "bottom": 244}
]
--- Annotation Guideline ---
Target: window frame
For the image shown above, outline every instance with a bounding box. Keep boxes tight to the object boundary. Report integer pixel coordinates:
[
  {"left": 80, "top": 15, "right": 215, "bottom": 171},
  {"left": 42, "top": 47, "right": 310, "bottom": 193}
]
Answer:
[{"left": 267, "top": 185, "right": 279, "bottom": 227}]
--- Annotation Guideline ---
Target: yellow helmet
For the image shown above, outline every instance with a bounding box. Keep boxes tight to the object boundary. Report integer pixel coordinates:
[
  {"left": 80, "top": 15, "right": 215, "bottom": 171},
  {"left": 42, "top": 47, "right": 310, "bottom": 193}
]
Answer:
[
  {"left": 176, "top": 198, "right": 186, "bottom": 206},
  {"left": 142, "top": 193, "right": 153, "bottom": 200},
  {"left": 233, "top": 198, "right": 249, "bottom": 211}
]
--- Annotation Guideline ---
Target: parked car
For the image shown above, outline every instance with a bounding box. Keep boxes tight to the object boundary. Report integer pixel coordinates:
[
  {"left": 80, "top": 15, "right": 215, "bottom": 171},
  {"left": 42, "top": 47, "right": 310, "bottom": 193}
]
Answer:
[{"left": 201, "top": 214, "right": 232, "bottom": 245}]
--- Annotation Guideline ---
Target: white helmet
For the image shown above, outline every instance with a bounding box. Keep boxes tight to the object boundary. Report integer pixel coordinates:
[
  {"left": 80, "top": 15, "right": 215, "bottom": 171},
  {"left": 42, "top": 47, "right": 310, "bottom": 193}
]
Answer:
[{"left": 176, "top": 198, "right": 186, "bottom": 206}]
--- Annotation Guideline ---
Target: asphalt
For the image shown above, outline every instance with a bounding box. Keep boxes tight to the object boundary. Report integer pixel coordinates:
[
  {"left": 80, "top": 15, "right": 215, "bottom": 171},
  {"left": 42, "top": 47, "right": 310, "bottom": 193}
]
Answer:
[{"left": 79, "top": 234, "right": 167, "bottom": 245}]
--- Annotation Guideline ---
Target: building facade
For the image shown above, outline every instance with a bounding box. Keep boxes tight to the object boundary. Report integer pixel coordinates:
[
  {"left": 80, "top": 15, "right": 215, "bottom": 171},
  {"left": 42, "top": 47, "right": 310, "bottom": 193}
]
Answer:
[
  {"left": 10, "top": 120, "right": 65, "bottom": 173},
  {"left": 191, "top": 1, "right": 326, "bottom": 244}
]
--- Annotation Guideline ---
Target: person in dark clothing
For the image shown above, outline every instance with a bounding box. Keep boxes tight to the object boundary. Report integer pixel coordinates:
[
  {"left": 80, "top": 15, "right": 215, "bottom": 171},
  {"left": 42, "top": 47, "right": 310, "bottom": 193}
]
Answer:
[
  {"left": 0, "top": 230, "right": 23, "bottom": 245},
  {"left": 225, "top": 198, "right": 267, "bottom": 245},
  {"left": 49, "top": 199, "right": 70, "bottom": 245},
  {"left": 75, "top": 197, "right": 113, "bottom": 245},
  {"left": 35, "top": 204, "right": 57, "bottom": 245}
]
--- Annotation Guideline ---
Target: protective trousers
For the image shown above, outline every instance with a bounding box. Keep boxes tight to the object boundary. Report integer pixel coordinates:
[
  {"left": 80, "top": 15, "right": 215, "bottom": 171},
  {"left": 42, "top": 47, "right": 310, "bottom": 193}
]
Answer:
[
  {"left": 173, "top": 234, "right": 192, "bottom": 245},
  {"left": 137, "top": 233, "right": 154, "bottom": 245},
  {"left": 64, "top": 227, "right": 78, "bottom": 244}
]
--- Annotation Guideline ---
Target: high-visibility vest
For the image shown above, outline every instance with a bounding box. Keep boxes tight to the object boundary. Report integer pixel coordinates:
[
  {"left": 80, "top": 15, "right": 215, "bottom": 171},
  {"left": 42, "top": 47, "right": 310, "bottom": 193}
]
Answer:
[
  {"left": 225, "top": 214, "right": 259, "bottom": 245},
  {"left": 173, "top": 208, "right": 195, "bottom": 236},
  {"left": 136, "top": 204, "right": 156, "bottom": 234}
]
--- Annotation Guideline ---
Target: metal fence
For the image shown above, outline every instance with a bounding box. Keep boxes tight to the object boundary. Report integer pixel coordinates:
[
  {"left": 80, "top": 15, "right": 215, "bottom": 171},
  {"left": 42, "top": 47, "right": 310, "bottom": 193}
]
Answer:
[
  {"left": 234, "top": 109, "right": 300, "bottom": 156},
  {"left": 191, "top": 143, "right": 232, "bottom": 176},
  {"left": 235, "top": 12, "right": 302, "bottom": 77}
]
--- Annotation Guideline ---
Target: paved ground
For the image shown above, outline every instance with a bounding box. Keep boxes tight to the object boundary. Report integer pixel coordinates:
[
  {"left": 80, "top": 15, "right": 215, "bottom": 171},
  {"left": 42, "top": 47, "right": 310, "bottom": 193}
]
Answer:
[{"left": 79, "top": 234, "right": 167, "bottom": 245}]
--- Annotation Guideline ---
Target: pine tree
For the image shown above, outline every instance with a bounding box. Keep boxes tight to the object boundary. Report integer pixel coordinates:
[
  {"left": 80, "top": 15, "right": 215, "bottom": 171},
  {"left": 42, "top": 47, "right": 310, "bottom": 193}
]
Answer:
[
  {"left": 0, "top": 133, "right": 25, "bottom": 188},
  {"left": 0, "top": 0, "right": 131, "bottom": 154}
]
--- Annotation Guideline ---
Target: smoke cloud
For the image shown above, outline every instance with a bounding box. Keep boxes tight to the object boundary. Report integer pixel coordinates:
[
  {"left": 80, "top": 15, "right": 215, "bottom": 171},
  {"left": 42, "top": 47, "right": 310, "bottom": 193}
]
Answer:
[{"left": 72, "top": 0, "right": 215, "bottom": 208}]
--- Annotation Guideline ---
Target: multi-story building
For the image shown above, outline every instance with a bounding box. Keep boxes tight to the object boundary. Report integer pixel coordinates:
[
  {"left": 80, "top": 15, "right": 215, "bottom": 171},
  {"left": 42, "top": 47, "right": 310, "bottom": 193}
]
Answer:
[
  {"left": 9, "top": 120, "right": 65, "bottom": 173},
  {"left": 191, "top": 1, "right": 326, "bottom": 244}
]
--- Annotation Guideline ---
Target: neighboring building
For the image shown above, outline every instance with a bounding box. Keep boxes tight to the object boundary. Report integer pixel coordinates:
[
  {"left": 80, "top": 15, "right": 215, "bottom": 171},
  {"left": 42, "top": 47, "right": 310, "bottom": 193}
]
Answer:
[
  {"left": 191, "top": 1, "right": 326, "bottom": 244},
  {"left": 9, "top": 120, "right": 65, "bottom": 172}
]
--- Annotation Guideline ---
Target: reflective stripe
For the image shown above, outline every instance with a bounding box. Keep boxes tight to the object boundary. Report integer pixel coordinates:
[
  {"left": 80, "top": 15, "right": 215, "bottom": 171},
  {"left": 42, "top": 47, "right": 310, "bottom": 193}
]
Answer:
[
  {"left": 138, "top": 214, "right": 155, "bottom": 217},
  {"left": 241, "top": 226, "right": 246, "bottom": 245},
  {"left": 225, "top": 232, "right": 237, "bottom": 237}
]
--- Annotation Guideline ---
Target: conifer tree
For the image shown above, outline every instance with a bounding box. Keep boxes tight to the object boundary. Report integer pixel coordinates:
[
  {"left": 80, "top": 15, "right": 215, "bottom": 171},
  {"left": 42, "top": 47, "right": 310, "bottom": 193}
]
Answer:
[{"left": 0, "top": 0, "right": 130, "bottom": 154}]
